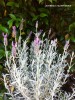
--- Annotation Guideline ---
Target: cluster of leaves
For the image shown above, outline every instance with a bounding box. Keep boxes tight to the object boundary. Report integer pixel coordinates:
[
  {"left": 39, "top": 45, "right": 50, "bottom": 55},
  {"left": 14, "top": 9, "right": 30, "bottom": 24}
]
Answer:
[{"left": 0, "top": 0, "right": 75, "bottom": 98}]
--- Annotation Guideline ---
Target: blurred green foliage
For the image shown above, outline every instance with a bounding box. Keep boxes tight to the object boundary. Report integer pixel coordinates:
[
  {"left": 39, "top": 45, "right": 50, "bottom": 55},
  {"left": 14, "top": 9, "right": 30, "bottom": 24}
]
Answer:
[{"left": 0, "top": 0, "right": 75, "bottom": 96}]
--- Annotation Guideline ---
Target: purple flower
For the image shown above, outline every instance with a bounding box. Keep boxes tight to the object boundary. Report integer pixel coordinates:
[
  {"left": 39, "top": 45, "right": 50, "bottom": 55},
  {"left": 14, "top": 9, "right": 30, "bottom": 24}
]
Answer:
[
  {"left": 33, "top": 29, "right": 43, "bottom": 54},
  {"left": 33, "top": 36, "right": 41, "bottom": 54},
  {"left": 12, "top": 26, "right": 16, "bottom": 38},
  {"left": 34, "top": 29, "right": 42, "bottom": 44},
  {"left": 2, "top": 33, "right": 8, "bottom": 46},
  {"left": 12, "top": 41, "right": 17, "bottom": 57},
  {"left": 34, "top": 36, "right": 40, "bottom": 46}
]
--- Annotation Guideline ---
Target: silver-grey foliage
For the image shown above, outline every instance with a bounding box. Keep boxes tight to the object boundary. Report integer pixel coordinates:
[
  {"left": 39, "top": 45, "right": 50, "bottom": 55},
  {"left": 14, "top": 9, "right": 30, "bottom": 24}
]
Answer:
[{"left": 3, "top": 31, "right": 75, "bottom": 100}]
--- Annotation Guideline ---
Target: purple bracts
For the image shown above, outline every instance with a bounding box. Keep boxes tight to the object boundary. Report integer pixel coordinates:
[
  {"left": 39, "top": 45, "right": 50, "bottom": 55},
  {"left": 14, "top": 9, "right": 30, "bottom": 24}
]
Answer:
[
  {"left": 12, "top": 41, "right": 17, "bottom": 57},
  {"left": 34, "top": 36, "right": 40, "bottom": 46}
]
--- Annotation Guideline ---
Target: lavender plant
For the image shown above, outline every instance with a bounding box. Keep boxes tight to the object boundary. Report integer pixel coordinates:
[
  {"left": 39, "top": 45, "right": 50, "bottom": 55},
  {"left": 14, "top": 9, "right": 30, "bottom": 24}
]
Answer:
[{"left": 3, "top": 23, "right": 75, "bottom": 100}]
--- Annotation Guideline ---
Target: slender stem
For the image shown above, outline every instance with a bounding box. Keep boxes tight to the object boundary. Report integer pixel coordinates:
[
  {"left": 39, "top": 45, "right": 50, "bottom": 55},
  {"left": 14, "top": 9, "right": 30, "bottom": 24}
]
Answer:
[
  {"left": 5, "top": 45, "right": 8, "bottom": 60},
  {"left": 5, "top": 45, "right": 10, "bottom": 69},
  {"left": 36, "top": 27, "right": 37, "bottom": 33},
  {"left": 15, "top": 35, "right": 17, "bottom": 42}
]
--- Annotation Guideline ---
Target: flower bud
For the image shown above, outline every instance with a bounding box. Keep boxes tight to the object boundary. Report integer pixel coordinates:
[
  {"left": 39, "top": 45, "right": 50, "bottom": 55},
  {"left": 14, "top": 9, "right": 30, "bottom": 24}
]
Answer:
[
  {"left": 64, "top": 40, "right": 69, "bottom": 51},
  {"left": 12, "top": 41, "right": 17, "bottom": 57},
  {"left": 36, "top": 21, "right": 38, "bottom": 29},
  {"left": 2, "top": 33, "right": 8, "bottom": 46},
  {"left": 12, "top": 26, "right": 16, "bottom": 38}
]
